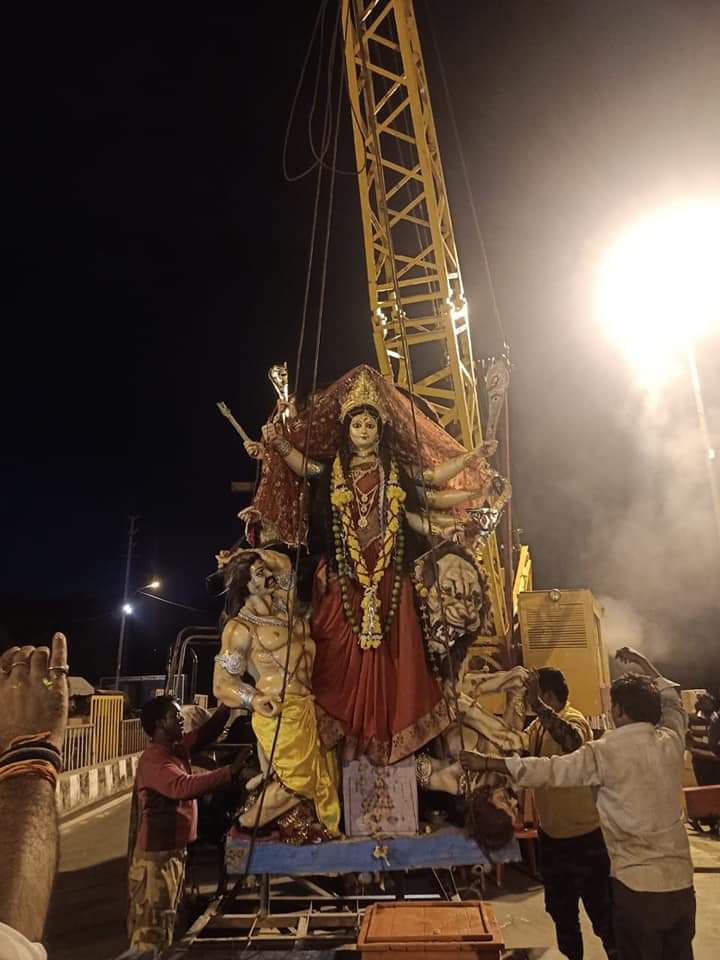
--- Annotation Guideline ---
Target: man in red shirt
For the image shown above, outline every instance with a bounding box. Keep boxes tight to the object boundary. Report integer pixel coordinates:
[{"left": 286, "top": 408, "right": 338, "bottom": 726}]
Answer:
[{"left": 127, "top": 696, "right": 244, "bottom": 956}]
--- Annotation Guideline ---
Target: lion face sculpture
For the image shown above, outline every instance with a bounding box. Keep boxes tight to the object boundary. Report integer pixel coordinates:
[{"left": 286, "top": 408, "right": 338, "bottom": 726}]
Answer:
[
  {"left": 428, "top": 552, "right": 483, "bottom": 638},
  {"left": 414, "top": 543, "right": 491, "bottom": 654}
]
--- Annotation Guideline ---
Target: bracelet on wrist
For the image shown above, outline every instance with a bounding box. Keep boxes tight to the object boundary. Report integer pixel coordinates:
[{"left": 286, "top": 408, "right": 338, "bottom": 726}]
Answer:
[
  {"left": 0, "top": 746, "right": 63, "bottom": 774},
  {"left": 0, "top": 735, "right": 63, "bottom": 775},
  {"left": 0, "top": 759, "right": 59, "bottom": 789},
  {"left": 273, "top": 438, "right": 293, "bottom": 458}
]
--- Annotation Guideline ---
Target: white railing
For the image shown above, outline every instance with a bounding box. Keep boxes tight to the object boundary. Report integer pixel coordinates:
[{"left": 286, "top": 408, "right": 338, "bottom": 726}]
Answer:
[
  {"left": 121, "top": 718, "right": 147, "bottom": 756},
  {"left": 62, "top": 724, "right": 95, "bottom": 770},
  {"left": 62, "top": 694, "right": 145, "bottom": 771}
]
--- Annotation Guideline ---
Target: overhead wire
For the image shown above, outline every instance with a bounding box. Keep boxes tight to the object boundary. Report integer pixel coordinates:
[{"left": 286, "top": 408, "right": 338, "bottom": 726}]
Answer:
[
  {"left": 349, "top": 0, "right": 466, "bottom": 749},
  {"left": 235, "top": 7, "right": 346, "bottom": 946},
  {"left": 283, "top": 0, "right": 363, "bottom": 181},
  {"left": 307, "top": 0, "right": 365, "bottom": 176},
  {"left": 282, "top": 0, "right": 331, "bottom": 182},
  {"left": 423, "top": 0, "right": 516, "bottom": 662},
  {"left": 216, "top": 11, "right": 498, "bottom": 941}
]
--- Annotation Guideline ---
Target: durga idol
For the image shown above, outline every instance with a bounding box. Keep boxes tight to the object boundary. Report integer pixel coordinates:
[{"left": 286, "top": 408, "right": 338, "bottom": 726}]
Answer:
[{"left": 249, "top": 367, "right": 494, "bottom": 767}]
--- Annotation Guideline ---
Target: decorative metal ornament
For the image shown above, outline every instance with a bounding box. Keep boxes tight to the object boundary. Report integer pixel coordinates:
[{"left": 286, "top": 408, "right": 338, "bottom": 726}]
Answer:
[
  {"left": 268, "top": 362, "right": 289, "bottom": 406},
  {"left": 467, "top": 506, "right": 503, "bottom": 538},
  {"left": 483, "top": 356, "right": 511, "bottom": 443},
  {"left": 339, "top": 368, "right": 389, "bottom": 423},
  {"left": 214, "top": 651, "right": 246, "bottom": 676},
  {"left": 275, "top": 570, "right": 297, "bottom": 592}
]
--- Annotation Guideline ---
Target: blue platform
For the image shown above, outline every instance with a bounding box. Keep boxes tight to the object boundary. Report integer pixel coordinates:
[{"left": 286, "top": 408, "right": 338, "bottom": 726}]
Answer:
[{"left": 225, "top": 826, "right": 520, "bottom": 876}]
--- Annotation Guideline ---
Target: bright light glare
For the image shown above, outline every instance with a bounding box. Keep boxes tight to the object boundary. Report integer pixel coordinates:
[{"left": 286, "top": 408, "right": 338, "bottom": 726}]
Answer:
[
  {"left": 596, "top": 199, "right": 720, "bottom": 386},
  {"left": 122, "top": 603, "right": 134, "bottom": 615},
  {"left": 147, "top": 579, "right": 161, "bottom": 590}
]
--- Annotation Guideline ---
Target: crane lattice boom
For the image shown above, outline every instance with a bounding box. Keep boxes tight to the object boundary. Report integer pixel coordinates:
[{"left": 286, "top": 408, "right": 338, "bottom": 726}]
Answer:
[{"left": 342, "top": 0, "right": 481, "bottom": 448}]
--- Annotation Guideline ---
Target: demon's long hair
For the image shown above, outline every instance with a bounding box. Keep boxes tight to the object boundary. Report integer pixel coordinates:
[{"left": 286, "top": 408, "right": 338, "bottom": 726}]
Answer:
[
  {"left": 219, "top": 551, "right": 260, "bottom": 632},
  {"left": 309, "top": 404, "right": 425, "bottom": 571}
]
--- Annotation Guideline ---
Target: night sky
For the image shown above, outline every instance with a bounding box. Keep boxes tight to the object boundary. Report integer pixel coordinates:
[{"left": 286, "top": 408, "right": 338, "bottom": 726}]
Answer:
[{"left": 3, "top": 1, "right": 719, "bottom": 691}]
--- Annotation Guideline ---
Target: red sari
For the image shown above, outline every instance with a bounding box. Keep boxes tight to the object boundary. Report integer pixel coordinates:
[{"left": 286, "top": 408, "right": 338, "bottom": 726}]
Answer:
[{"left": 311, "top": 462, "right": 449, "bottom": 765}]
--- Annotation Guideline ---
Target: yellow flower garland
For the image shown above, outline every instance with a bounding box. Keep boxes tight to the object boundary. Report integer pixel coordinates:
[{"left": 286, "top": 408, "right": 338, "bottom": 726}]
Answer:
[{"left": 331, "top": 455, "right": 405, "bottom": 649}]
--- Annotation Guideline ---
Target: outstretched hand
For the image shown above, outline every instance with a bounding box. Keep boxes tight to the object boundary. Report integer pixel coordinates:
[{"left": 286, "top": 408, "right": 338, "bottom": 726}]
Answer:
[{"left": 0, "top": 632, "right": 69, "bottom": 752}]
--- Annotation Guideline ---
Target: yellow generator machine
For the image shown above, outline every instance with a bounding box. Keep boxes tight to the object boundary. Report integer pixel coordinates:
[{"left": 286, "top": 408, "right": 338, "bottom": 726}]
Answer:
[{"left": 518, "top": 588, "right": 611, "bottom": 723}]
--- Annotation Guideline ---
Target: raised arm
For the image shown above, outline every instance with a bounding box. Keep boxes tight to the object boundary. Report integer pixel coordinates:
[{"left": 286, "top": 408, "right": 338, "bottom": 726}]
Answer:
[
  {"left": 525, "top": 670, "right": 584, "bottom": 753},
  {"left": 422, "top": 440, "right": 497, "bottom": 488},
  {"left": 259, "top": 422, "right": 323, "bottom": 478},
  {"left": 615, "top": 647, "right": 686, "bottom": 742},
  {"left": 183, "top": 703, "right": 231, "bottom": 753}
]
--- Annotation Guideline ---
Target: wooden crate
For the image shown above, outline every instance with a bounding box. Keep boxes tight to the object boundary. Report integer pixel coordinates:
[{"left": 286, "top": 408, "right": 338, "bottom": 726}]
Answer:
[
  {"left": 357, "top": 900, "right": 504, "bottom": 959},
  {"left": 684, "top": 784, "right": 720, "bottom": 819}
]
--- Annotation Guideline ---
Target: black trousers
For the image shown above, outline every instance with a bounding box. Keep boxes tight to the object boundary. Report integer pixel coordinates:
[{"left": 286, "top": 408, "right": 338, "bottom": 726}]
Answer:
[
  {"left": 611, "top": 879, "right": 695, "bottom": 960},
  {"left": 538, "top": 827, "right": 617, "bottom": 960}
]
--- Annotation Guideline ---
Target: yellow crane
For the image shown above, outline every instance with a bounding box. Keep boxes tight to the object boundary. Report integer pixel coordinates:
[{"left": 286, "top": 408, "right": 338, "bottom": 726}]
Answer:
[{"left": 341, "top": 0, "right": 517, "bottom": 651}]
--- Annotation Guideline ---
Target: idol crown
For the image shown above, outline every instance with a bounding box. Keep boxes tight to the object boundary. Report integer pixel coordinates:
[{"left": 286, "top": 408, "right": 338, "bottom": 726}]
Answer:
[{"left": 339, "top": 368, "right": 389, "bottom": 423}]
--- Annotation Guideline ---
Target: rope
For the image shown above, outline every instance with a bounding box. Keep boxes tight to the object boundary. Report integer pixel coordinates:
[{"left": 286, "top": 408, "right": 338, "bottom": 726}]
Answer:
[
  {"left": 292, "top": 3, "right": 336, "bottom": 401},
  {"left": 423, "top": 0, "right": 509, "bottom": 357},
  {"left": 236, "top": 8, "right": 345, "bottom": 923},
  {"left": 349, "top": 0, "right": 466, "bottom": 749},
  {"left": 307, "top": 0, "right": 365, "bottom": 177},
  {"left": 282, "top": 0, "right": 331, "bottom": 182},
  {"left": 282, "top": 0, "right": 362, "bottom": 181}
]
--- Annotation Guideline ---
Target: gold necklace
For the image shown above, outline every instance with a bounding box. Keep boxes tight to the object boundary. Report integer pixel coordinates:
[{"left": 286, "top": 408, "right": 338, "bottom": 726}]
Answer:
[{"left": 351, "top": 465, "right": 380, "bottom": 529}]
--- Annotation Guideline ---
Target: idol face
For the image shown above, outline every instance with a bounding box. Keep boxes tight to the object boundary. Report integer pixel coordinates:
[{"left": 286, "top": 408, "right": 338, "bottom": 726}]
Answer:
[{"left": 349, "top": 411, "right": 379, "bottom": 453}]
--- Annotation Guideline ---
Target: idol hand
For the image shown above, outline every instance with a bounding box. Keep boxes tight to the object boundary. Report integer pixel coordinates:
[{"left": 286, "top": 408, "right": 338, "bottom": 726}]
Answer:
[
  {"left": 252, "top": 694, "right": 281, "bottom": 718},
  {"left": 244, "top": 439, "right": 264, "bottom": 460}
]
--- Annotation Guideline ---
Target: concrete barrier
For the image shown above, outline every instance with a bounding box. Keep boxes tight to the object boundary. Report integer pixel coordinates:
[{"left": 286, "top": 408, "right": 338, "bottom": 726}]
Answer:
[{"left": 57, "top": 753, "right": 141, "bottom": 818}]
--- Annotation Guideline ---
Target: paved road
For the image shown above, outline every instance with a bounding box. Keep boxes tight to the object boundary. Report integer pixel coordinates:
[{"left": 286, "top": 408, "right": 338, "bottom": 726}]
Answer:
[
  {"left": 46, "top": 794, "right": 719, "bottom": 959},
  {"left": 46, "top": 794, "right": 132, "bottom": 960}
]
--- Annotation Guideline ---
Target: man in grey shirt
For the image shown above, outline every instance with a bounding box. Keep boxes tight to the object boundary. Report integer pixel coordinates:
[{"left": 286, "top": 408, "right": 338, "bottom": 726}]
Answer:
[{"left": 462, "top": 647, "right": 695, "bottom": 960}]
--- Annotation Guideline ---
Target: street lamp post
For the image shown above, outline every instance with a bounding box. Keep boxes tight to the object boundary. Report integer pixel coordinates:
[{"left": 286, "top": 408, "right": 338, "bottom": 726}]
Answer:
[
  {"left": 114, "top": 515, "right": 137, "bottom": 690},
  {"left": 686, "top": 342, "right": 720, "bottom": 547}
]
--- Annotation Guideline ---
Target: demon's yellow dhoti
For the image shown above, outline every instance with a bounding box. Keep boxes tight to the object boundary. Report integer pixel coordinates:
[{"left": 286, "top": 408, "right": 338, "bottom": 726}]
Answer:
[{"left": 251, "top": 693, "right": 341, "bottom": 834}]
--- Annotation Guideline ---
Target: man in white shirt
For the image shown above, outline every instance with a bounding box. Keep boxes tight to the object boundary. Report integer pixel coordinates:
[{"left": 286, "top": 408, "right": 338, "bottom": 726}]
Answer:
[{"left": 461, "top": 647, "right": 695, "bottom": 960}]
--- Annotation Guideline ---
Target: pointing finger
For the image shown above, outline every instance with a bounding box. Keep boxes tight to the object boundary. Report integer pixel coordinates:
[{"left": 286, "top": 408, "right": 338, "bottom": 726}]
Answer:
[{"left": 50, "top": 632, "right": 69, "bottom": 671}]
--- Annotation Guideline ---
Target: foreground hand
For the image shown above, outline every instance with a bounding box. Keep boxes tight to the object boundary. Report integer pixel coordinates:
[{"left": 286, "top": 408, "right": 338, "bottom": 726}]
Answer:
[
  {"left": 460, "top": 750, "right": 489, "bottom": 773},
  {"left": 251, "top": 694, "right": 281, "bottom": 718},
  {"left": 0, "top": 632, "right": 69, "bottom": 752}
]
